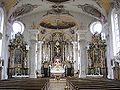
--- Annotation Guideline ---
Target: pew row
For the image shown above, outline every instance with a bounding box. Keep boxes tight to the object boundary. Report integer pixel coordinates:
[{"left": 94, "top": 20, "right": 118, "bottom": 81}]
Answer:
[
  {"left": 66, "top": 77, "right": 120, "bottom": 90},
  {"left": 0, "top": 78, "right": 49, "bottom": 90}
]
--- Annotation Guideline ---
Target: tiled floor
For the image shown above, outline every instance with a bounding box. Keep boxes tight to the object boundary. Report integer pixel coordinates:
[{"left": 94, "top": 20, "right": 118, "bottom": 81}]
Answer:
[{"left": 49, "top": 79, "right": 66, "bottom": 90}]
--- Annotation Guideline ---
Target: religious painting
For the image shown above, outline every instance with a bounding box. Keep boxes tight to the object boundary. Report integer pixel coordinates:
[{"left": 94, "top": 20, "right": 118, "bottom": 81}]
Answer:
[{"left": 14, "top": 49, "right": 23, "bottom": 65}]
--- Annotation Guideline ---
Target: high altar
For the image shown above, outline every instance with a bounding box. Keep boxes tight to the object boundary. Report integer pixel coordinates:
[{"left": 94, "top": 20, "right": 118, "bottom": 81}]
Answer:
[{"left": 41, "top": 32, "right": 74, "bottom": 78}]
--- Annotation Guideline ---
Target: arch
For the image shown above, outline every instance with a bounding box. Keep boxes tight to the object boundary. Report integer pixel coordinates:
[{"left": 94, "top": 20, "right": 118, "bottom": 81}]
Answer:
[{"left": 40, "top": 31, "right": 74, "bottom": 41}]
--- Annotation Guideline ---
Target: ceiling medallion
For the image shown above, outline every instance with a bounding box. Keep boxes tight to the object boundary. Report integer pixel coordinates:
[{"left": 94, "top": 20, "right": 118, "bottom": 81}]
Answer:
[{"left": 46, "top": 0, "right": 70, "bottom": 3}]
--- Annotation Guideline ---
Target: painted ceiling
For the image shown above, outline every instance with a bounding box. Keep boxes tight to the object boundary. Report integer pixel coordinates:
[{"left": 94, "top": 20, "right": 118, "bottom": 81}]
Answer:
[
  {"left": 1, "top": 0, "right": 115, "bottom": 22},
  {"left": 39, "top": 15, "right": 78, "bottom": 29}
]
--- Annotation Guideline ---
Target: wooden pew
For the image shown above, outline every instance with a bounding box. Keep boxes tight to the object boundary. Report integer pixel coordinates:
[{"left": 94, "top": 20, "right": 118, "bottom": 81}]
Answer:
[
  {"left": 0, "top": 78, "right": 49, "bottom": 90},
  {"left": 66, "top": 77, "right": 120, "bottom": 90}
]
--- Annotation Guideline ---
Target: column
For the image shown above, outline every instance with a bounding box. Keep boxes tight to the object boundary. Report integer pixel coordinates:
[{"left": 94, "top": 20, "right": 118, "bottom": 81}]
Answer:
[
  {"left": 29, "top": 30, "right": 39, "bottom": 78},
  {"left": 37, "top": 41, "right": 43, "bottom": 77},
  {"left": 72, "top": 41, "right": 78, "bottom": 74},
  {"left": 79, "top": 40, "right": 87, "bottom": 78}
]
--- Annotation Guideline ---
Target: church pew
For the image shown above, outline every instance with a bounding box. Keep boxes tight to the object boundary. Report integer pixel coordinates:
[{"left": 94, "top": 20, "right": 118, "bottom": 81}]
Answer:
[
  {"left": 0, "top": 78, "right": 49, "bottom": 90},
  {"left": 66, "top": 77, "right": 120, "bottom": 90}
]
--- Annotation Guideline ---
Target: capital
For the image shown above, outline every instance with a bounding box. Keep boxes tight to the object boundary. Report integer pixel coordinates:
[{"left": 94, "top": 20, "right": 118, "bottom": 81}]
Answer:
[
  {"left": 29, "top": 29, "right": 39, "bottom": 40},
  {"left": 29, "top": 29, "right": 39, "bottom": 35}
]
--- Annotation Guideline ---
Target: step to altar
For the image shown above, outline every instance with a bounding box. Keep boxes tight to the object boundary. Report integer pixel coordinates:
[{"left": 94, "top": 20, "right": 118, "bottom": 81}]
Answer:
[{"left": 49, "top": 79, "right": 66, "bottom": 90}]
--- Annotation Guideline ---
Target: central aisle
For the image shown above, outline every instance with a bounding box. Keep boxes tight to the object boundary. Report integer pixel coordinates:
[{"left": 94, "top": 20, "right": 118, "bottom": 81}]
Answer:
[{"left": 49, "top": 79, "right": 66, "bottom": 90}]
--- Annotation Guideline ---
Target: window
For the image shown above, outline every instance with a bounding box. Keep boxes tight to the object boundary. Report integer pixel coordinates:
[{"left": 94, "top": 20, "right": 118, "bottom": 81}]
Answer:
[
  {"left": 90, "top": 21, "right": 102, "bottom": 35},
  {"left": 0, "top": 8, "right": 4, "bottom": 56},
  {"left": 111, "top": 9, "right": 120, "bottom": 56},
  {"left": 12, "top": 21, "right": 24, "bottom": 34}
]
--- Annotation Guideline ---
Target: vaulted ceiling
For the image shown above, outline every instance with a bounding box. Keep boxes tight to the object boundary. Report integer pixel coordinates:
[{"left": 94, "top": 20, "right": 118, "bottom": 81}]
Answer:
[{"left": 1, "top": 0, "right": 115, "bottom": 22}]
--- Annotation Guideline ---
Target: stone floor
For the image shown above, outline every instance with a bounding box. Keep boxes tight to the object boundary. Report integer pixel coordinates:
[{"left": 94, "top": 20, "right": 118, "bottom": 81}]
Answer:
[{"left": 48, "top": 79, "right": 66, "bottom": 90}]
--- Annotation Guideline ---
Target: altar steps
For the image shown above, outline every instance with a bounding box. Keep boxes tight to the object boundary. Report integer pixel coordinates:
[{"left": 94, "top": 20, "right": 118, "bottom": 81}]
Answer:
[
  {"left": 66, "top": 77, "right": 120, "bottom": 90},
  {"left": 0, "top": 78, "right": 49, "bottom": 90}
]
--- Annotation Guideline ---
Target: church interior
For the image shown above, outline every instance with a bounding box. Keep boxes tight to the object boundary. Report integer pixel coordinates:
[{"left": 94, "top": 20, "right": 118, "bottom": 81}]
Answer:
[{"left": 0, "top": 0, "right": 120, "bottom": 90}]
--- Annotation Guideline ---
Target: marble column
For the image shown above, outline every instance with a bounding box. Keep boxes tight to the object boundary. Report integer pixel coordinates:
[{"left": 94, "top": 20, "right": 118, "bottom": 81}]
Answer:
[
  {"left": 29, "top": 30, "right": 39, "bottom": 78},
  {"left": 79, "top": 40, "right": 87, "bottom": 78},
  {"left": 37, "top": 41, "right": 43, "bottom": 76},
  {"left": 72, "top": 41, "right": 78, "bottom": 74}
]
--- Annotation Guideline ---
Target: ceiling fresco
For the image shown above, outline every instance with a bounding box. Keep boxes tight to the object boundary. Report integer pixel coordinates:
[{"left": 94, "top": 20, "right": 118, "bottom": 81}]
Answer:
[
  {"left": 43, "top": 5, "right": 72, "bottom": 17},
  {"left": 40, "top": 15, "right": 78, "bottom": 29},
  {"left": 1, "top": 0, "right": 115, "bottom": 22}
]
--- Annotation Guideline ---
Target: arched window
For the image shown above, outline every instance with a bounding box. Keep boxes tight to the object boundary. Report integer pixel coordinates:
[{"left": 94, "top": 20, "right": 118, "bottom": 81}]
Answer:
[
  {"left": 90, "top": 21, "right": 102, "bottom": 35},
  {"left": 12, "top": 21, "right": 24, "bottom": 34},
  {"left": 111, "top": 8, "right": 120, "bottom": 56},
  {"left": 11, "top": 21, "right": 24, "bottom": 39},
  {"left": 0, "top": 7, "right": 4, "bottom": 56}
]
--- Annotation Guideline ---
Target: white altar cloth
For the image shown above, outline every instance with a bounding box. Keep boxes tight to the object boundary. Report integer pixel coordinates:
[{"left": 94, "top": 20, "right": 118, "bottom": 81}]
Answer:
[{"left": 51, "top": 66, "right": 65, "bottom": 74}]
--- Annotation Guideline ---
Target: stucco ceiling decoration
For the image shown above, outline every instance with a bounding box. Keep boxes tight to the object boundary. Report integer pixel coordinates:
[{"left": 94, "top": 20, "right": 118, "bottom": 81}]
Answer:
[
  {"left": 4, "top": 0, "right": 113, "bottom": 22},
  {"left": 43, "top": 4, "right": 72, "bottom": 17},
  {"left": 77, "top": 4, "right": 105, "bottom": 22},
  {"left": 40, "top": 15, "right": 77, "bottom": 29},
  {"left": 9, "top": 4, "right": 38, "bottom": 22}
]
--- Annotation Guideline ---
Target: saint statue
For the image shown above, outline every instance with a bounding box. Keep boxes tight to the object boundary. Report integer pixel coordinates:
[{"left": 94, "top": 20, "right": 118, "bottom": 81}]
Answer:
[{"left": 55, "top": 41, "right": 61, "bottom": 56}]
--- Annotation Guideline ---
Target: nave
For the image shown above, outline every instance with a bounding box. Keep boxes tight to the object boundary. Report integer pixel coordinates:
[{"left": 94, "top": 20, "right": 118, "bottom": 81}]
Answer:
[
  {"left": 0, "top": 77, "right": 120, "bottom": 90},
  {"left": 0, "top": 0, "right": 120, "bottom": 90}
]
